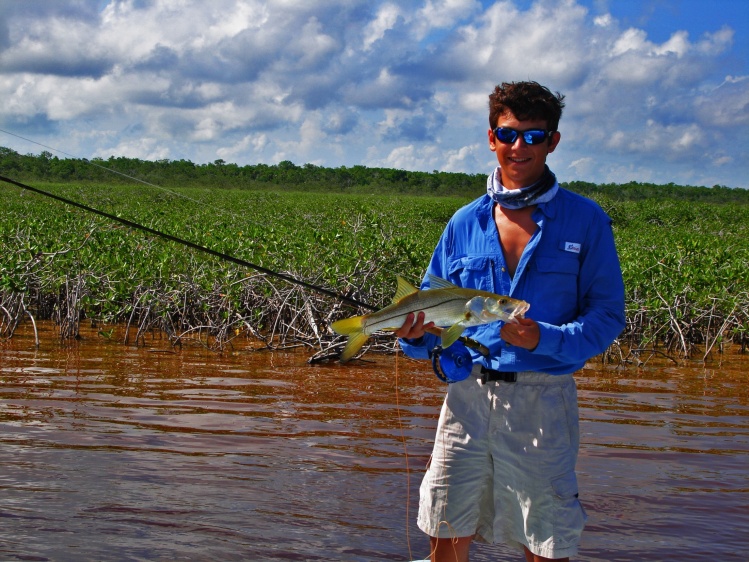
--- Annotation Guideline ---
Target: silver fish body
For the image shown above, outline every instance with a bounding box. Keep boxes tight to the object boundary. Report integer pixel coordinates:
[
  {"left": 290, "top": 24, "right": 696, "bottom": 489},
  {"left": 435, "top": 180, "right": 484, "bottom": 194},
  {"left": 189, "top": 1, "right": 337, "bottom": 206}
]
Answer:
[{"left": 331, "top": 274, "right": 529, "bottom": 362}]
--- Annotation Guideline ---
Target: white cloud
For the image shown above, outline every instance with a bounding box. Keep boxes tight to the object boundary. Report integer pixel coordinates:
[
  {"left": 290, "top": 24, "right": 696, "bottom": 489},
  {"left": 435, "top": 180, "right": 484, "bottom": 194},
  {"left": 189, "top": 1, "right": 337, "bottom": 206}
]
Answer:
[
  {"left": 414, "top": 0, "right": 481, "bottom": 38},
  {"left": 610, "top": 27, "right": 648, "bottom": 57},
  {"left": 568, "top": 157, "right": 595, "bottom": 177},
  {"left": 694, "top": 75, "right": 749, "bottom": 126},
  {"left": 94, "top": 137, "right": 171, "bottom": 161},
  {"left": 0, "top": 0, "right": 746, "bottom": 188},
  {"left": 593, "top": 13, "right": 613, "bottom": 28},
  {"left": 216, "top": 135, "right": 253, "bottom": 160},
  {"left": 362, "top": 3, "right": 401, "bottom": 50},
  {"left": 712, "top": 155, "right": 732, "bottom": 166},
  {"left": 442, "top": 143, "right": 484, "bottom": 173}
]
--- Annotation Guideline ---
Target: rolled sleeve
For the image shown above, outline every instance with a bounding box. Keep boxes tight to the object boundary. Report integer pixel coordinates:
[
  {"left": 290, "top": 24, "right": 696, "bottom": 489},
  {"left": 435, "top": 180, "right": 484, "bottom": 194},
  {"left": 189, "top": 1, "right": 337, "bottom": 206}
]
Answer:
[
  {"left": 398, "top": 334, "right": 438, "bottom": 360},
  {"left": 395, "top": 189, "right": 625, "bottom": 375}
]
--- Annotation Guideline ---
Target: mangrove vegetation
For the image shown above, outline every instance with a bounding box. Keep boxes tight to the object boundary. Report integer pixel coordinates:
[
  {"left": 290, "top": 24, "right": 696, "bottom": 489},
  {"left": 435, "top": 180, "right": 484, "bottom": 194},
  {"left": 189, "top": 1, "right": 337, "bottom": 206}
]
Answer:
[{"left": 1, "top": 147, "right": 748, "bottom": 363}]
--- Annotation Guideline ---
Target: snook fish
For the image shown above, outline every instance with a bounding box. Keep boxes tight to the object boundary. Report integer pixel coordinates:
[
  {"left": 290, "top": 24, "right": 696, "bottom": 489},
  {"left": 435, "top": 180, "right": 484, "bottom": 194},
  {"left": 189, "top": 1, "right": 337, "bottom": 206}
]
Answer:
[{"left": 331, "top": 274, "right": 530, "bottom": 362}]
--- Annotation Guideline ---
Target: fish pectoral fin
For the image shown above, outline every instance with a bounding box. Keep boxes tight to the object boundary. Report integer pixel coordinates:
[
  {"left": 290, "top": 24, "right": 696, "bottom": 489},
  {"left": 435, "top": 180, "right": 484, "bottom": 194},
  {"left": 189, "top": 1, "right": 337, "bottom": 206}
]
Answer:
[
  {"left": 426, "top": 274, "right": 459, "bottom": 290},
  {"left": 440, "top": 323, "right": 465, "bottom": 349},
  {"left": 393, "top": 275, "right": 419, "bottom": 303},
  {"left": 339, "top": 332, "right": 370, "bottom": 363}
]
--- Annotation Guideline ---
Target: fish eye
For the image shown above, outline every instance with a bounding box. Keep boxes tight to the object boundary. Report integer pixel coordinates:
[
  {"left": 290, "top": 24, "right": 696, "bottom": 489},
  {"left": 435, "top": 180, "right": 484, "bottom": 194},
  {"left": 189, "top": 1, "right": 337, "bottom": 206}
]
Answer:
[{"left": 498, "top": 298, "right": 508, "bottom": 305}]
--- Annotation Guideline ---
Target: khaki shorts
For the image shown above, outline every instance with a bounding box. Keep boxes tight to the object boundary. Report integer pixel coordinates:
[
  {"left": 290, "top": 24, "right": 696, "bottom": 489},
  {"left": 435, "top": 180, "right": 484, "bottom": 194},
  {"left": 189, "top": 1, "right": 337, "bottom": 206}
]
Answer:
[{"left": 417, "top": 371, "right": 586, "bottom": 559}]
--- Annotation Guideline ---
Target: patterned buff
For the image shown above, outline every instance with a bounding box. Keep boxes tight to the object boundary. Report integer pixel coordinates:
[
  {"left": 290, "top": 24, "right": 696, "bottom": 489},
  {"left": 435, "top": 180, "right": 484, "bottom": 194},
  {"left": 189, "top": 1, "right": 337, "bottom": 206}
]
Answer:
[{"left": 486, "top": 165, "right": 559, "bottom": 210}]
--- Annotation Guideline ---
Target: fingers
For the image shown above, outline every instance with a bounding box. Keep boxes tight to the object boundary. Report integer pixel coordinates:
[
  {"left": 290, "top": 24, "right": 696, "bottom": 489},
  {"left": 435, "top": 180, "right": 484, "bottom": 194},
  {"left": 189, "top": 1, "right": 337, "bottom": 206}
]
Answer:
[
  {"left": 395, "top": 312, "right": 434, "bottom": 339},
  {"left": 500, "top": 317, "right": 540, "bottom": 350}
]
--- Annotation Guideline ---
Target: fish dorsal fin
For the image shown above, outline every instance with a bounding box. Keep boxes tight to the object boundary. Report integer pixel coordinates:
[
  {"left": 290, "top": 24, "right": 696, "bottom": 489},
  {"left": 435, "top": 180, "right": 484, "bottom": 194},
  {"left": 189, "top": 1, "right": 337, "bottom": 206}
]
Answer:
[
  {"left": 426, "top": 274, "right": 458, "bottom": 290},
  {"left": 393, "top": 275, "right": 419, "bottom": 303}
]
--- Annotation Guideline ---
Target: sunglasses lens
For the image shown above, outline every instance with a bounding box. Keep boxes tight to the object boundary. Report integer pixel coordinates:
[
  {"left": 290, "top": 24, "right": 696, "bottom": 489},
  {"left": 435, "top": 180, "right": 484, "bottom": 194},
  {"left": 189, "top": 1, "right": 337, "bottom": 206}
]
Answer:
[
  {"left": 523, "top": 130, "right": 548, "bottom": 145},
  {"left": 494, "top": 127, "right": 550, "bottom": 145},
  {"left": 494, "top": 128, "right": 518, "bottom": 144}
]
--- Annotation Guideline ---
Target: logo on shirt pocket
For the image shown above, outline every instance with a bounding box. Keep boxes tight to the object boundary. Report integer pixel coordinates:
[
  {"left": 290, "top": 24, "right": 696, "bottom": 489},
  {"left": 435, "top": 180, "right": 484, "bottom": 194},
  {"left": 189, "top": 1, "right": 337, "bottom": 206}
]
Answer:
[{"left": 564, "top": 242, "right": 581, "bottom": 254}]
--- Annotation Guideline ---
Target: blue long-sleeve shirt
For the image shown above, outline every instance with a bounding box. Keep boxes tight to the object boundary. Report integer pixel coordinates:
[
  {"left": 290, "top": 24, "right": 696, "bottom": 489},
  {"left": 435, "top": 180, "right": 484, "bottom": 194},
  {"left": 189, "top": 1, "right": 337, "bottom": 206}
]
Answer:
[{"left": 399, "top": 188, "right": 626, "bottom": 375}]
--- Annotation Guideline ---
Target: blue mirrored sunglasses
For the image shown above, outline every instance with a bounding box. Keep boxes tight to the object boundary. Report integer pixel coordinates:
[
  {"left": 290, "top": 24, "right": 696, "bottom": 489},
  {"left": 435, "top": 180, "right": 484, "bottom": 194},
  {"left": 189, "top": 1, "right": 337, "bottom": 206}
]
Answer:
[{"left": 493, "top": 127, "right": 554, "bottom": 145}]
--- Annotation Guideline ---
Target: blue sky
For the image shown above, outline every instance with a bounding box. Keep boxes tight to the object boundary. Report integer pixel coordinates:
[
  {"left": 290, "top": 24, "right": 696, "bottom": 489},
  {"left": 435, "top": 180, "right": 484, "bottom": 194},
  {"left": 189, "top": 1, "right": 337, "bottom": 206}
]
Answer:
[{"left": 1, "top": 0, "right": 747, "bottom": 188}]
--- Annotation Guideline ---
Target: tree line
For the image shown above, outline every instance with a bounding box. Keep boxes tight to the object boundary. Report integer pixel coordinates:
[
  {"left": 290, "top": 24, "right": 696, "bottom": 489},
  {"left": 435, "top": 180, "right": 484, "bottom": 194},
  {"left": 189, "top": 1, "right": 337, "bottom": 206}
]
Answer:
[{"left": 1, "top": 146, "right": 747, "bottom": 202}]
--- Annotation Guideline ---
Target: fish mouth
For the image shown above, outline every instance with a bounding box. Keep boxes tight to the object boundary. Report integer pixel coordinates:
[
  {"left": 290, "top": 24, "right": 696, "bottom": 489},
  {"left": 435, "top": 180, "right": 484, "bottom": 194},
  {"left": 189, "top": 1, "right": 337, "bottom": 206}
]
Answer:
[
  {"left": 466, "top": 296, "right": 530, "bottom": 324},
  {"left": 507, "top": 301, "right": 530, "bottom": 322}
]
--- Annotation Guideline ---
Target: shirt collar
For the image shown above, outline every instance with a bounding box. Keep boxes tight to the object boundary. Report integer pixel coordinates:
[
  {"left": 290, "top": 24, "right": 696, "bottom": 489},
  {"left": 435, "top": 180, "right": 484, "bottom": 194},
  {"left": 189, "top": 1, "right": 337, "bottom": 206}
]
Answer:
[
  {"left": 534, "top": 189, "right": 559, "bottom": 220},
  {"left": 480, "top": 189, "right": 560, "bottom": 223}
]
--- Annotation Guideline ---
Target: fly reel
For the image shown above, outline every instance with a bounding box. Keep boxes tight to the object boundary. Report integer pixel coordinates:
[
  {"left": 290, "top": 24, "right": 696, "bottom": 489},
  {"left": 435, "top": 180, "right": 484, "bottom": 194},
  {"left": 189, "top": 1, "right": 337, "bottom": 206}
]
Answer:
[{"left": 431, "top": 339, "right": 474, "bottom": 383}]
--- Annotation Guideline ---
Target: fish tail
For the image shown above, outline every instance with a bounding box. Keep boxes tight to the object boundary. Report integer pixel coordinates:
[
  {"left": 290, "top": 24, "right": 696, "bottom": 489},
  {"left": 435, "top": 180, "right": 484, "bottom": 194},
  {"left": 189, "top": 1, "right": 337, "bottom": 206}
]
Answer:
[{"left": 331, "top": 316, "right": 369, "bottom": 362}]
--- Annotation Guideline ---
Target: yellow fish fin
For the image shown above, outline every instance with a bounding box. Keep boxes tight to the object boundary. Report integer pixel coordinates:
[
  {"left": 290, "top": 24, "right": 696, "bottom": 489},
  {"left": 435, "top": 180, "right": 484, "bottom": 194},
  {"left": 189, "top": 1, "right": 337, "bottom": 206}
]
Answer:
[
  {"left": 426, "top": 274, "right": 459, "bottom": 290},
  {"left": 331, "top": 315, "right": 364, "bottom": 336},
  {"left": 331, "top": 315, "right": 369, "bottom": 362},
  {"left": 393, "top": 275, "right": 419, "bottom": 303},
  {"left": 440, "top": 322, "right": 465, "bottom": 349},
  {"left": 339, "top": 331, "right": 370, "bottom": 362}
]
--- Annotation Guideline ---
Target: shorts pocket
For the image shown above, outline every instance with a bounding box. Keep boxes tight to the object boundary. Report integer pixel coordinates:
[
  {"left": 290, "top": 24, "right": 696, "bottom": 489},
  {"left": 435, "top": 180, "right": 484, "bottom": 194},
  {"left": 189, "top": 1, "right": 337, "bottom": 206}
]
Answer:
[
  {"left": 552, "top": 471, "right": 578, "bottom": 499},
  {"left": 551, "top": 471, "right": 587, "bottom": 546}
]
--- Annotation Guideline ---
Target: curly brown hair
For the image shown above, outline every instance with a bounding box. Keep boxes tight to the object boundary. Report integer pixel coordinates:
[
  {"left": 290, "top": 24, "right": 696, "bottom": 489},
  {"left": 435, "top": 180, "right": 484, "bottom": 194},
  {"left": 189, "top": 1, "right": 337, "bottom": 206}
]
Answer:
[{"left": 488, "top": 81, "right": 565, "bottom": 132}]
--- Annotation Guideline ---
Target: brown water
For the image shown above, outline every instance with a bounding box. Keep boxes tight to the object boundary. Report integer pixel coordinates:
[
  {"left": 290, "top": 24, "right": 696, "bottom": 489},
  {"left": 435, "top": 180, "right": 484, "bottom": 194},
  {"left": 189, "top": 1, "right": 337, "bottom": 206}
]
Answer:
[{"left": 1, "top": 322, "right": 747, "bottom": 561}]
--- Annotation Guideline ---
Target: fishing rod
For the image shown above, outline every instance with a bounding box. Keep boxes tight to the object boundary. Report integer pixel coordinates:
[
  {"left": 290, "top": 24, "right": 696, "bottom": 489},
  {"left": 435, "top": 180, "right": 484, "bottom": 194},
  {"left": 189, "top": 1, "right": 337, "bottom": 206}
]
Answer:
[
  {"left": 0, "top": 173, "right": 376, "bottom": 311},
  {"left": 0, "top": 172, "right": 491, "bottom": 365}
]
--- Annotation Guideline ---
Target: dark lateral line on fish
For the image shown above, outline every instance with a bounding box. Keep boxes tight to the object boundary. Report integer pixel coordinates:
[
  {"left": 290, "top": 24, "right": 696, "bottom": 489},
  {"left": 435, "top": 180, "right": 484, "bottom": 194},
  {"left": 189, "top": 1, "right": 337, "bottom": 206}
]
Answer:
[
  {"left": 0, "top": 174, "right": 377, "bottom": 312},
  {"left": 373, "top": 297, "right": 469, "bottom": 328},
  {"left": 373, "top": 299, "right": 491, "bottom": 357}
]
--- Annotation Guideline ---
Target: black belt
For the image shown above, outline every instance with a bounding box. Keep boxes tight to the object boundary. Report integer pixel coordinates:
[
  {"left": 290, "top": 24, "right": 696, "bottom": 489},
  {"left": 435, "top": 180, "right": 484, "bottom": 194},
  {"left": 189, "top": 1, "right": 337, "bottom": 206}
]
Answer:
[{"left": 480, "top": 367, "right": 517, "bottom": 384}]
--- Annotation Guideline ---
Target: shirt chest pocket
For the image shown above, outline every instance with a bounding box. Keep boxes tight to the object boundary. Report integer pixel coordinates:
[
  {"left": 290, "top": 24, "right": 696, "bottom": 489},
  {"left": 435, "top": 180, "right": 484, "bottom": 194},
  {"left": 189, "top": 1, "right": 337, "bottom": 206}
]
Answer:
[
  {"left": 447, "top": 256, "right": 494, "bottom": 293},
  {"left": 535, "top": 256, "right": 580, "bottom": 276},
  {"left": 533, "top": 256, "right": 580, "bottom": 313}
]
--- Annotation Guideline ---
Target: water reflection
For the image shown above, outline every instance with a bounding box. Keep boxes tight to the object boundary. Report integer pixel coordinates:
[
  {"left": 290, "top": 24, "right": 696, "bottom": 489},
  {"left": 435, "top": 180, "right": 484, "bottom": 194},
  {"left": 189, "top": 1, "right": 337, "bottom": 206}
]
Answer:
[{"left": 1, "top": 322, "right": 748, "bottom": 561}]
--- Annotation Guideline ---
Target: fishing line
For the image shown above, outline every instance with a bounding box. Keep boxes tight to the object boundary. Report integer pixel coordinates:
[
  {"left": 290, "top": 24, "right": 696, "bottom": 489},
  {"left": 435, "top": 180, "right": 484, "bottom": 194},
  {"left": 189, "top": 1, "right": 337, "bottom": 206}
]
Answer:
[
  {"left": 0, "top": 129, "right": 428, "bottom": 287},
  {"left": 0, "top": 128, "right": 177, "bottom": 190},
  {"left": 3, "top": 134, "right": 460, "bottom": 559},
  {"left": 0, "top": 128, "right": 383, "bottom": 270},
  {"left": 0, "top": 173, "right": 490, "bottom": 357},
  {"left": 0, "top": 173, "right": 377, "bottom": 312},
  {"left": 1, "top": 132, "right": 492, "bottom": 355},
  {"left": 394, "top": 350, "right": 414, "bottom": 561},
  {"left": 0, "top": 128, "right": 272, "bottom": 231}
]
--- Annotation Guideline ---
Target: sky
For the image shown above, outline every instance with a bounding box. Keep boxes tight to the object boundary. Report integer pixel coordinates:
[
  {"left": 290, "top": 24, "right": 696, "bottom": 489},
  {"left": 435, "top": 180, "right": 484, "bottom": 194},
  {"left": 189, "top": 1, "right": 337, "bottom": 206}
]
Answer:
[{"left": 0, "top": 0, "right": 747, "bottom": 188}]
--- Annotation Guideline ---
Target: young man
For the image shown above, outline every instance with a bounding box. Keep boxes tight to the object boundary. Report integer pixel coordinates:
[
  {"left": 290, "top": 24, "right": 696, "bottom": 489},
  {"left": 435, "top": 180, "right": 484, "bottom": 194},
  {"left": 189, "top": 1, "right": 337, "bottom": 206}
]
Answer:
[{"left": 396, "top": 81, "right": 625, "bottom": 561}]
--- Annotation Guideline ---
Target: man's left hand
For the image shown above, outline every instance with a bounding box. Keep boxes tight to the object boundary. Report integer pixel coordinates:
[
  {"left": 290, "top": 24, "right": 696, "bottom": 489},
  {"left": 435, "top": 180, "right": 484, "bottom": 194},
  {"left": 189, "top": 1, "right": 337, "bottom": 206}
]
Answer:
[{"left": 500, "top": 317, "right": 540, "bottom": 350}]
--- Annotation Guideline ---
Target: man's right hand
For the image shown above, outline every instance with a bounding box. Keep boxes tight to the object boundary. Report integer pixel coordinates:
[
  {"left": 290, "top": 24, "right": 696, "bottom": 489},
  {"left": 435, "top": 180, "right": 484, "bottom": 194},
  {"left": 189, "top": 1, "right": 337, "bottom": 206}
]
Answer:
[{"left": 394, "top": 311, "right": 434, "bottom": 340}]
